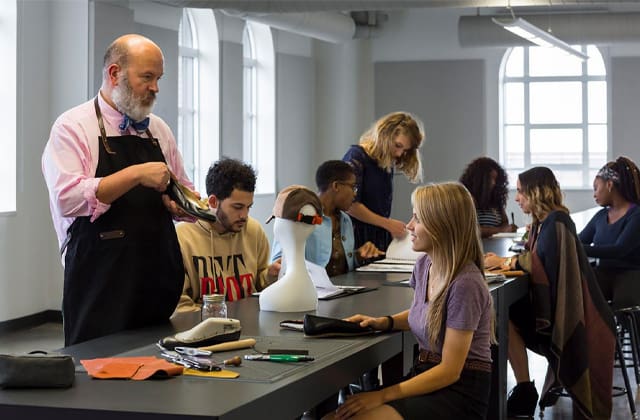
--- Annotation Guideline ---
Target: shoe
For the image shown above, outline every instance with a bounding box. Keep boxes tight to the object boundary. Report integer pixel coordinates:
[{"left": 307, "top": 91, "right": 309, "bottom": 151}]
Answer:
[
  {"left": 159, "top": 318, "right": 242, "bottom": 350},
  {"left": 166, "top": 178, "right": 217, "bottom": 222},
  {"left": 507, "top": 381, "right": 539, "bottom": 418}
]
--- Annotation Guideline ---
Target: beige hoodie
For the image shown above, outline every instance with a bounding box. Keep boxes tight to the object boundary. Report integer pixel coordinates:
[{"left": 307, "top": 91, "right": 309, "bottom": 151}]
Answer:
[{"left": 174, "top": 217, "right": 274, "bottom": 312}]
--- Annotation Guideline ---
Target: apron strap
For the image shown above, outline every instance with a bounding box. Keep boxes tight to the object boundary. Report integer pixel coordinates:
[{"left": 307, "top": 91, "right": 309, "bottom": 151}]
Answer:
[{"left": 93, "top": 95, "right": 157, "bottom": 154}]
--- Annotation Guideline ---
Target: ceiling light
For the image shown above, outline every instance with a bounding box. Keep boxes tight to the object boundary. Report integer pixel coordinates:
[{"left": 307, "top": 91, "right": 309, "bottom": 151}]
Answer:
[{"left": 493, "top": 16, "right": 589, "bottom": 60}]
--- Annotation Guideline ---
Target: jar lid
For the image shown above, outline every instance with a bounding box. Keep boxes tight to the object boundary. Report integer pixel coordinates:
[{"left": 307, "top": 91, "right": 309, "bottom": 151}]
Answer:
[{"left": 203, "top": 293, "right": 225, "bottom": 303}]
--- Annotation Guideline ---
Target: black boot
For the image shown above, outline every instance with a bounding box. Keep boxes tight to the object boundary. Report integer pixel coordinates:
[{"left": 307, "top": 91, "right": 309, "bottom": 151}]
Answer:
[{"left": 507, "top": 381, "right": 539, "bottom": 418}]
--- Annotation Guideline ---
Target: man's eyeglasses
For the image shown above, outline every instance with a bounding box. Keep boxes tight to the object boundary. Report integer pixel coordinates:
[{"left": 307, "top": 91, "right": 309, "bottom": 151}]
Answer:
[{"left": 337, "top": 182, "right": 358, "bottom": 194}]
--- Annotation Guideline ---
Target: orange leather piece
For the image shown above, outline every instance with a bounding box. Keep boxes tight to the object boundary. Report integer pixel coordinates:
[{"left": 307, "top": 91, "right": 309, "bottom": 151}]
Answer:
[{"left": 81, "top": 357, "right": 183, "bottom": 380}]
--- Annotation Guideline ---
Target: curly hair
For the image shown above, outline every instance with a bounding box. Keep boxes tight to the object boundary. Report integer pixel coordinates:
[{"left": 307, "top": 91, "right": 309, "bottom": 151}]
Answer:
[
  {"left": 205, "top": 157, "right": 256, "bottom": 200},
  {"left": 315, "top": 160, "right": 355, "bottom": 193},
  {"left": 459, "top": 157, "right": 509, "bottom": 210},
  {"left": 598, "top": 156, "right": 640, "bottom": 205},
  {"left": 412, "top": 182, "right": 496, "bottom": 348},
  {"left": 360, "top": 111, "right": 424, "bottom": 183},
  {"left": 518, "top": 167, "right": 569, "bottom": 224}
]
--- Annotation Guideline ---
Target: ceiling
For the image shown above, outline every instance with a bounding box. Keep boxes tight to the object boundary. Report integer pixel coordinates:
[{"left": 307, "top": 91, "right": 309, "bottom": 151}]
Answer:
[{"left": 150, "top": 0, "right": 640, "bottom": 13}]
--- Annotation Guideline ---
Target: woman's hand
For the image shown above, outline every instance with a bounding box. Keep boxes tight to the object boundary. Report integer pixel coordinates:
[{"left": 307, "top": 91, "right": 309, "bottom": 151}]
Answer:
[
  {"left": 386, "top": 218, "right": 407, "bottom": 239},
  {"left": 334, "top": 390, "right": 385, "bottom": 420},
  {"left": 357, "top": 241, "right": 385, "bottom": 260},
  {"left": 484, "top": 252, "right": 505, "bottom": 270},
  {"left": 344, "top": 314, "right": 389, "bottom": 331}
]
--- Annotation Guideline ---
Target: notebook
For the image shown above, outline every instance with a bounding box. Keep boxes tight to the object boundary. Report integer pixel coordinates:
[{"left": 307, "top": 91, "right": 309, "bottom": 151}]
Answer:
[{"left": 306, "top": 261, "right": 376, "bottom": 300}]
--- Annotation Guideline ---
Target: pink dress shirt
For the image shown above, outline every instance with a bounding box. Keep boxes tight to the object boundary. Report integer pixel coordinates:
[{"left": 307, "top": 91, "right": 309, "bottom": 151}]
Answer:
[{"left": 42, "top": 93, "right": 193, "bottom": 251}]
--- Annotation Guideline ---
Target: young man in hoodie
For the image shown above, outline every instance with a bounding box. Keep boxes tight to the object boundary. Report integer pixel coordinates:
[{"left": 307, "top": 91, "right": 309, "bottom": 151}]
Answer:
[{"left": 174, "top": 158, "right": 280, "bottom": 312}]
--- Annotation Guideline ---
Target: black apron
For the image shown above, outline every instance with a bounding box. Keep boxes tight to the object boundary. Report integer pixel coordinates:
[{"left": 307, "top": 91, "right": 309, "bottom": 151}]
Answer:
[{"left": 62, "top": 97, "right": 183, "bottom": 346}]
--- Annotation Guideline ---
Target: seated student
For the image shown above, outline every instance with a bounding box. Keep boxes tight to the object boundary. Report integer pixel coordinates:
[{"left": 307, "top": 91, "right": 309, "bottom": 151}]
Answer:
[
  {"left": 459, "top": 156, "right": 517, "bottom": 238},
  {"left": 271, "top": 160, "right": 384, "bottom": 276},
  {"left": 174, "top": 158, "right": 279, "bottom": 312},
  {"left": 325, "top": 182, "right": 495, "bottom": 420},
  {"left": 579, "top": 156, "right": 640, "bottom": 309},
  {"left": 484, "top": 167, "right": 615, "bottom": 418}
]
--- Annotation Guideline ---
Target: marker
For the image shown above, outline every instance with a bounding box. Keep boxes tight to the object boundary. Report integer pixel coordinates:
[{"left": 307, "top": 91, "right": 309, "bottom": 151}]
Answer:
[{"left": 244, "top": 354, "right": 314, "bottom": 362}]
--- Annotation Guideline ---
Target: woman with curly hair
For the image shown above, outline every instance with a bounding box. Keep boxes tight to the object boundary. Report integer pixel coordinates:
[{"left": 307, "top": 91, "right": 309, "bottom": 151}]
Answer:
[
  {"left": 485, "top": 167, "right": 615, "bottom": 419},
  {"left": 459, "top": 157, "right": 517, "bottom": 238},
  {"left": 342, "top": 112, "right": 424, "bottom": 251},
  {"left": 579, "top": 156, "right": 640, "bottom": 309}
]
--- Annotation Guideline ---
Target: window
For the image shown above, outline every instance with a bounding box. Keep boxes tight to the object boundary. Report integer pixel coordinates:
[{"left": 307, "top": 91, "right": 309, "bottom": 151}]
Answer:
[
  {"left": 242, "top": 22, "right": 275, "bottom": 195},
  {"left": 178, "top": 9, "right": 219, "bottom": 193},
  {"left": 500, "top": 45, "right": 607, "bottom": 188},
  {"left": 178, "top": 9, "right": 198, "bottom": 186},
  {"left": 243, "top": 25, "right": 257, "bottom": 167},
  {"left": 0, "top": 1, "right": 17, "bottom": 213}
]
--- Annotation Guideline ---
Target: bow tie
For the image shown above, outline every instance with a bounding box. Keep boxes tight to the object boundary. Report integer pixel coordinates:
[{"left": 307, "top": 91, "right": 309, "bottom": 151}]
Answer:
[{"left": 119, "top": 114, "right": 150, "bottom": 134}]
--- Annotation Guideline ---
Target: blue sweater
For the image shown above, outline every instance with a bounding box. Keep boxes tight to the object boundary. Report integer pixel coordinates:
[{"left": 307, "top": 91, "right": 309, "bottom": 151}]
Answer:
[{"left": 578, "top": 205, "right": 640, "bottom": 270}]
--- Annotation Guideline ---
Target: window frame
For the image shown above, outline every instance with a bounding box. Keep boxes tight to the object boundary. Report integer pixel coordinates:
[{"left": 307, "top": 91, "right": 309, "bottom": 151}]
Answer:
[{"left": 499, "top": 45, "right": 608, "bottom": 189}]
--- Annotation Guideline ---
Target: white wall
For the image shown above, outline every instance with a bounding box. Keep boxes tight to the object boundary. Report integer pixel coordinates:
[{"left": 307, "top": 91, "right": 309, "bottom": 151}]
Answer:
[{"left": 0, "top": 0, "right": 88, "bottom": 323}]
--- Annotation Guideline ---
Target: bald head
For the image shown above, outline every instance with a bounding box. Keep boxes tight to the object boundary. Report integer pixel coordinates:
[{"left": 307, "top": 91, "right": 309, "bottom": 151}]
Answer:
[
  {"left": 102, "top": 34, "right": 163, "bottom": 84},
  {"left": 101, "top": 34, "right": 164, "bottom": 121}
]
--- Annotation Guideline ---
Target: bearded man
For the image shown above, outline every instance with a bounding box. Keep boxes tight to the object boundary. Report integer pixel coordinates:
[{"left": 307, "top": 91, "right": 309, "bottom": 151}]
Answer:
[
  {"left": 42, "top": 34, "right": 195, "bottom": 346},
  {"left": 174, "top": 158, "right": 280, "bottom": 312}
]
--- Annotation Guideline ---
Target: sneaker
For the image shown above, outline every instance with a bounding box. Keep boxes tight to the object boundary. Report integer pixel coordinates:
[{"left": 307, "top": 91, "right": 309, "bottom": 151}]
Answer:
[{"left": 507, "top": 381, "right": 539, "bottom": 418}]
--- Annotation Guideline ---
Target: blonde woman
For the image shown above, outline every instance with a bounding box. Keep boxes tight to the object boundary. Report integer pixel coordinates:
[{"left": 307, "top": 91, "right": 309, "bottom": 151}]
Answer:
[
  {"left": 484, "top": 167, "right": 615, "bottom": 418},
  {"left": 327, "top": 183, "right": 494, "bottom": 420},
  {"left": 342, "top": 112, "right": 424, "bottom": 252}
]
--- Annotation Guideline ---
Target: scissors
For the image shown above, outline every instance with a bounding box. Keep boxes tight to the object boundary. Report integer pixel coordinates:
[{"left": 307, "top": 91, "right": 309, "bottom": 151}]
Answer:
[{"left": 174, "top": 347, "right": 212, "bottom": 357}]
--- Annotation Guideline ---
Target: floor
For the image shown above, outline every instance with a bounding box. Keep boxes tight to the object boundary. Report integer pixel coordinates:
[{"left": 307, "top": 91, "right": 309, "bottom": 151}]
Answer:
[{"left": 0, "top": 322, "right": 638, "bottom": 419}]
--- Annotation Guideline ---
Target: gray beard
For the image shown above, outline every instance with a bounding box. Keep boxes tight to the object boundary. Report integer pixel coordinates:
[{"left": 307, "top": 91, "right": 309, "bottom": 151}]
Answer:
[{"left": 111, "top": 78, "right": 155, "bottom": 121}]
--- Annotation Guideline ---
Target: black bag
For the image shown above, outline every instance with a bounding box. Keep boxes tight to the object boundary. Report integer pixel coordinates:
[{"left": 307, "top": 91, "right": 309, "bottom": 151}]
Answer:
[{"left": 0, "top": 351, "right": 75, "bottom": 389}]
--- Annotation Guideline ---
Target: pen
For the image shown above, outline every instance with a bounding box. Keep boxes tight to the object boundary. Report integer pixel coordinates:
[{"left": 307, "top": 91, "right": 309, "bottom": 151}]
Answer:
[
  {"left": 244, "top": 354, "right": 314, "bottom": 362},
  {"left": 511, "top": 212, "right": 515, "bottom": 225}
]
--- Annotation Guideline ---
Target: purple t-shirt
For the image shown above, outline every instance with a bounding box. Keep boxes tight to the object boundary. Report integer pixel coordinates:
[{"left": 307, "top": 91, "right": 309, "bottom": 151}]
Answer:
[{"left": 408, "top": 254, "right": 493, "bottom": 362}]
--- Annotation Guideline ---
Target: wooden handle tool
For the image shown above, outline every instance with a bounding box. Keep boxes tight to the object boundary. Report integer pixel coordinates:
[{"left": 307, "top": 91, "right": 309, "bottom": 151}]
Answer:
[{"left": 198, "top": 338, "right": 256, "bottom": 352}]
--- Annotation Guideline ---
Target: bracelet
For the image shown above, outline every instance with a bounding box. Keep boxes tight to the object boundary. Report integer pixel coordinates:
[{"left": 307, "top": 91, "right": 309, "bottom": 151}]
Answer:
[
  {"left": 503, "top": 257, "right": 513, "bottom": 270},
  {"left": 384, "top": 315, "right": 394, "bottom": 332}
]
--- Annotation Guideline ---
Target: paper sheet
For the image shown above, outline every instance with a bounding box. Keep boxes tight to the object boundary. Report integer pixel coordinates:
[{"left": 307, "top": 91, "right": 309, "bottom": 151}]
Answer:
[{"left": 385, "top": 235, "right": 424, "bottom": 261}]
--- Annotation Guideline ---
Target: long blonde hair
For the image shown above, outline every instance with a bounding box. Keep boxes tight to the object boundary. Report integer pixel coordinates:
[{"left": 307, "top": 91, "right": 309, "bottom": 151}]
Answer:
[
  {"left": 412, "top": 182, "right": 496, "bottom": 348},
  {"left": 360, "top": 112, "right": 424, "bottom": 183}
]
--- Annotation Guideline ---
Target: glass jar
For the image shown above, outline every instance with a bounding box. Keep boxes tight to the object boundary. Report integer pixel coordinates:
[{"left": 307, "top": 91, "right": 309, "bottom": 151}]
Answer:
[{"left": 201, "top": 294, "right": 227, "bottom": 320}]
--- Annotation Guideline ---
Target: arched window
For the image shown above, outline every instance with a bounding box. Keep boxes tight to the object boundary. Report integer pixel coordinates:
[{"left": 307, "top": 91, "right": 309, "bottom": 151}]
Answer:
[
  {"left": 242, "top": 21, "right": 275, "bottom": 195},
  {"left": 178, "top": 8, "right": 219, "bottom": 193},
  {"left": 243, "top": 25, "right": 257, "bottom": 166},
  {"left": 0, "top": 1, "right": 16, "bottom": 213},
  {"left": 500, "top": 45, "right": 607, "bottom": 188}
]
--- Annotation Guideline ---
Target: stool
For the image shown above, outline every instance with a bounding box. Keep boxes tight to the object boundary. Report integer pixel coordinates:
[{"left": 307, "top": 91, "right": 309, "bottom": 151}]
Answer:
[{"left": 615, "top": 307, "right": 640, "bottom": 385}]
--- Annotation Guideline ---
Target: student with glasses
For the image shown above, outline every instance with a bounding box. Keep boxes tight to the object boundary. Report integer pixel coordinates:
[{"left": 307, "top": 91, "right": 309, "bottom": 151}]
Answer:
[
  {"left": 271, "top": 160, "right": 384, "bottom": 277},
  {"left": 342, "top": 112, "right": 424, "bottom": 252}
]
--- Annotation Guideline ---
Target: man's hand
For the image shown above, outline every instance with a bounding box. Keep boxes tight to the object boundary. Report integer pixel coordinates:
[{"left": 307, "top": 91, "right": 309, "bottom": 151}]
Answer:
[
  {"left": 268, "top": 258, "right": 282, "bottom": 278},
  {"left": 138, "top": 162, "right": 172, "bottom": 192}
]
